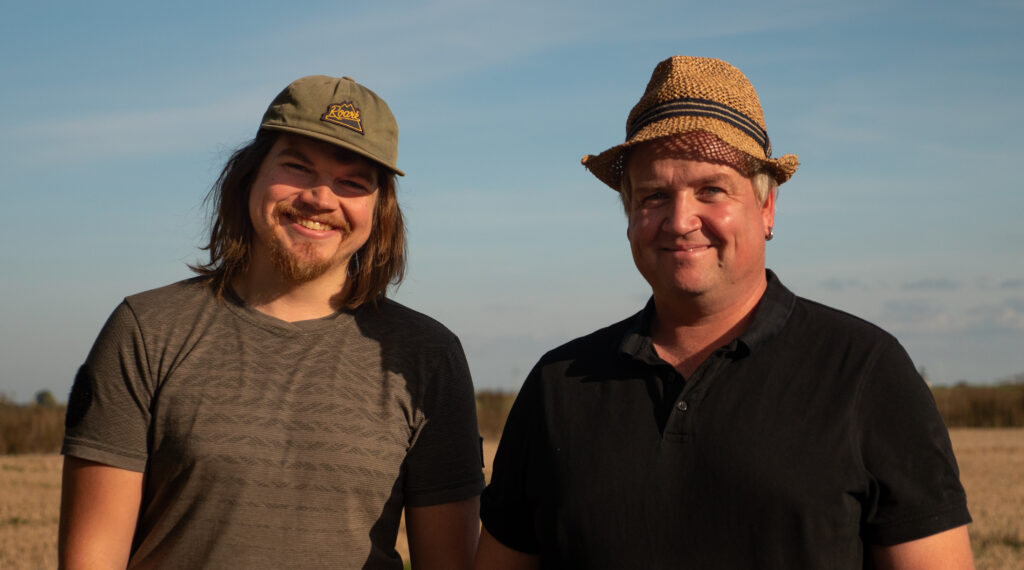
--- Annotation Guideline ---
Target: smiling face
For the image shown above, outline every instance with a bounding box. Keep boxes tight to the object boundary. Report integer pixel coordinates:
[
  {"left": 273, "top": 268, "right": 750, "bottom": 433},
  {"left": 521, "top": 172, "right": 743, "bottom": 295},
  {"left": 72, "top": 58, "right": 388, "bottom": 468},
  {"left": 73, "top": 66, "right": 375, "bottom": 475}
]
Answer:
[
  {"left": 247, "top": 134, "right": 379, "bottom": 286},
  {"left": 625, "top": 138, "right": 775, "bottom": 309}
]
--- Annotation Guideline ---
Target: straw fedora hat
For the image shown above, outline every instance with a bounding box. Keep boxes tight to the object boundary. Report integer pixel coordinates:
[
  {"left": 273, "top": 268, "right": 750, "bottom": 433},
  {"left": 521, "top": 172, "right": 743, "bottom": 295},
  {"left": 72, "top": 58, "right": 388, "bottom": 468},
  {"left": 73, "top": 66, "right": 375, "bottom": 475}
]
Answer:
[{"left": 582, "top": 56, "right": 798, "bottom": 191}]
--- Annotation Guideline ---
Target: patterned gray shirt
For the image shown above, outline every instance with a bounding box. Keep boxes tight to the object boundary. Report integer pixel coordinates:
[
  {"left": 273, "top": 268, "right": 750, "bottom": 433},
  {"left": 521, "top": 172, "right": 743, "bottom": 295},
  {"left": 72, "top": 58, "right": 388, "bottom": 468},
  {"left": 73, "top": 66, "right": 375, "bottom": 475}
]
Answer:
[{"left": 64, "top": 278, "right": 484, "bottom": 569}]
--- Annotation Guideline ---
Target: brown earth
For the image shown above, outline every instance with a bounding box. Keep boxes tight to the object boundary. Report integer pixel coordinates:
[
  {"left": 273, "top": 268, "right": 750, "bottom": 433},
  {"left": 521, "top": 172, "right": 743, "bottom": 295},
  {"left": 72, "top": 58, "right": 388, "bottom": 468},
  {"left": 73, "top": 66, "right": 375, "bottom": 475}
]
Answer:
[{"left": 1, "top": 432, "right": 1019, "bottom": 569}]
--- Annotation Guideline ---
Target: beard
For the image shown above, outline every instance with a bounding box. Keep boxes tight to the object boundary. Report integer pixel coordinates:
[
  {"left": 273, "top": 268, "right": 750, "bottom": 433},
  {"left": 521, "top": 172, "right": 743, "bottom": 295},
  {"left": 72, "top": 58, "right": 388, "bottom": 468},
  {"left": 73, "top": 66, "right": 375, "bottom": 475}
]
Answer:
[
  {"left": 264, "top": 203, "right": 353, "bottom": 283},
  {"left": 266, "top": 238, "right": 339, "bottom": 283}
]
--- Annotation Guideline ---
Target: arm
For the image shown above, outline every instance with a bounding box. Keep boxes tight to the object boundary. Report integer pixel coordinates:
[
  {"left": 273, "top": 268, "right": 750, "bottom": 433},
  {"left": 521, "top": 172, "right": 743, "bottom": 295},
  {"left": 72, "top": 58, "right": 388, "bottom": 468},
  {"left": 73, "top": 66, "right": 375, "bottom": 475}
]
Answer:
[
  {"left": 405, "top": 496, "right": 480, "bottom": 570},
  {"left": 59, "top": 456, "right": 144, "bottom": 570},
  {"left": 870, "top": 525, "right": 974, "bottom": 570},
  {"left": 474, "top": 527, "right": 540, "bottom": 570}
]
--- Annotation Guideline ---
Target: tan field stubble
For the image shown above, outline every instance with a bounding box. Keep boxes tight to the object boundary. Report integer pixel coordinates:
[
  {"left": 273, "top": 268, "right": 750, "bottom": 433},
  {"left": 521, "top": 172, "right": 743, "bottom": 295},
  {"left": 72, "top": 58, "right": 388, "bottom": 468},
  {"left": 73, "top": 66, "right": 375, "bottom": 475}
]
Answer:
[
  {"left": 0, "top": 454, "right": 60, "bottom": 569},
  {"left": 0, "top": 433, "right": 1019, "bottom": 569},
  {"left": 949, "top": 429, "right": 1024, "bottom": 569}
]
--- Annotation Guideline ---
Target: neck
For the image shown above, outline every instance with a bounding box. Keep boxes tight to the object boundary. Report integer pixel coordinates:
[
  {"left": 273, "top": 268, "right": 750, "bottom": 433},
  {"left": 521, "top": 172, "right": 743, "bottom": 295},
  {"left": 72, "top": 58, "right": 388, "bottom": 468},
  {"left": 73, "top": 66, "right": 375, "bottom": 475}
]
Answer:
[
  {"left": 650, "top": 278, "right": 767, "bottom": 377},
  {"left": 233, "top": 258, "right": 350, "bottom": 323}
]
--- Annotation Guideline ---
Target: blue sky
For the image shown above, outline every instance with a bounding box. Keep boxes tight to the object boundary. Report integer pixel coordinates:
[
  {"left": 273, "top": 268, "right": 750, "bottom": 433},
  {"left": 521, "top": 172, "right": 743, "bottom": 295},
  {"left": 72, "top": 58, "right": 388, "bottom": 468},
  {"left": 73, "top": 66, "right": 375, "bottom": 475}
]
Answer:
[{"left": 1, "top": 0, "right": 1022, "bottom": 402}]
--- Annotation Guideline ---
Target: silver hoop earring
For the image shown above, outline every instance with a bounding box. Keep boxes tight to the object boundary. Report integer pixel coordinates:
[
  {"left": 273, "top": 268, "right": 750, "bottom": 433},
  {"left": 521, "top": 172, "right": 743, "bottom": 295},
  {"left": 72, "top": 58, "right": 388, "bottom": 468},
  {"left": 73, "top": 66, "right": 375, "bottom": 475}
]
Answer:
[{"left": 765, "top": 227, "right": 774, "bottom": 241}]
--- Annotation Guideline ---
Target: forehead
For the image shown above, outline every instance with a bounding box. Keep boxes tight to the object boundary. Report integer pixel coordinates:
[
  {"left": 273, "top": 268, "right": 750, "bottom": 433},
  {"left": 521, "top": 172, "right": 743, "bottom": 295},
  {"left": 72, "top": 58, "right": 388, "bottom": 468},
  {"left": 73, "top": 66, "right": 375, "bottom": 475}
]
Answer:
[{"left": 268, "top": 134, "right": 379, "bottom": 179}]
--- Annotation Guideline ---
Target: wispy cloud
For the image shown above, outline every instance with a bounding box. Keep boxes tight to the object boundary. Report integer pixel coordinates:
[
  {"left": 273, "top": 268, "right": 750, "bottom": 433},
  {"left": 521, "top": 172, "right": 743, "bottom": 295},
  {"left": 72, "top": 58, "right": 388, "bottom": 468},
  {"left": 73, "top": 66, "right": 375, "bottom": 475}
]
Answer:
[
  {"left": 881, "top": 296, "right": 1024, "bottom": 334},
  {"left": 901, "top": 278, "right": 959, "bottom": 291},
  {"left": 821, "top": 277, "right": 869, "bottom": 291},
  {"left": 883, "top": 298, "right": 947, "bottom": 327},
  {"left": 3, "top": 94, "right": 265, "bottom": 165},
  {"left": 965, "top": 298, "right": 1024, "bottom": 333}
]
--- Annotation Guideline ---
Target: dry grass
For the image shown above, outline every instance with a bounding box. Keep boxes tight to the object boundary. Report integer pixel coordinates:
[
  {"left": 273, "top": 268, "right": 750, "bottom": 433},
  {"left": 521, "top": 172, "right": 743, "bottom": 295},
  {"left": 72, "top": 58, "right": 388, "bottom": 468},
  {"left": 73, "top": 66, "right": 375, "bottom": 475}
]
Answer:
[
  {"left": 1, "top": 431, "right": 1019, "bottom": 569},
  {"left": 0, "top": 403, "right": 65, "bottom": 455},
  {"left": 950, "top": 429, "right": 1024, "bottom": 569},
  {"left": 0, "top": 454, "right": 61, "bottom": 570}
]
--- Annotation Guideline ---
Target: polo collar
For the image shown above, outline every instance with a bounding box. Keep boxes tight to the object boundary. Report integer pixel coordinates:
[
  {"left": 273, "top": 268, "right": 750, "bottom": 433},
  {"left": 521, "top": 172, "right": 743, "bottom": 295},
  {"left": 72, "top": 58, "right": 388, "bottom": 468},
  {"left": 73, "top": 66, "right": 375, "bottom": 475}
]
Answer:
[{"left": 619, "top": 270, "right": 796, "bottom": 363}]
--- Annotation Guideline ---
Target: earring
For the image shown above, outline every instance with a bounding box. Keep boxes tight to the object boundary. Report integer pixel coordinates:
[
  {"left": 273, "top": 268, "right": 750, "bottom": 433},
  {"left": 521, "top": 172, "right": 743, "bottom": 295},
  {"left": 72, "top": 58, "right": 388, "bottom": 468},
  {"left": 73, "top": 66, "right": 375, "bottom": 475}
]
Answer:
[{"left": 765, "top": 227, "right": 774, "bottom": 241}]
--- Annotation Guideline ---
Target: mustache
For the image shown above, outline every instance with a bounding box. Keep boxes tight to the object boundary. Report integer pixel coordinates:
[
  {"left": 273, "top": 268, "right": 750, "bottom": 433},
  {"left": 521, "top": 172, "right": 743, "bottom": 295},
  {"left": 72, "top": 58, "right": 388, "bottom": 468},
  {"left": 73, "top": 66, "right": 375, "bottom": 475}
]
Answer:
[{"left": 272, "top": 202, "right": 351, "bottom": 233}]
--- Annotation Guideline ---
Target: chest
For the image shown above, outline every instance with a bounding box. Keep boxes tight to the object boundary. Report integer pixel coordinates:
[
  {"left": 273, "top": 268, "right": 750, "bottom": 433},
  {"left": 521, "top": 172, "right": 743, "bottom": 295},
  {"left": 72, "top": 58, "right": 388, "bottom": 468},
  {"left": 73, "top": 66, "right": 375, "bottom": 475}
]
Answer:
[
  {"left": 532, "top": 357, "right": 870, "bottom": 566},
  {"left": 139, "top": 327, "right": 421, "bottom": 524}
]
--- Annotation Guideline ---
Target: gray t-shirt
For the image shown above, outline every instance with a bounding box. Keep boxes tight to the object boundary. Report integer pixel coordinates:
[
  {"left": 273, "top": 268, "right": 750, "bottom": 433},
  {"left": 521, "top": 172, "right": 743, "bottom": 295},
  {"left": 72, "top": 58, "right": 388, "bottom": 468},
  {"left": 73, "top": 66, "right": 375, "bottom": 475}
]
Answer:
[{"left": 63, "top": 278, "right": 484, "bottom": 569}]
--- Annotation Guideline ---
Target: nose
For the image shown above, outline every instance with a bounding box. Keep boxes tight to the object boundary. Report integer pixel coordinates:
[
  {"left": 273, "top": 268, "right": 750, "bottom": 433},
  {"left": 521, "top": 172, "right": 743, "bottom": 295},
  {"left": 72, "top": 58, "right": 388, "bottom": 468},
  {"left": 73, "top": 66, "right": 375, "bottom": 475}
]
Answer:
[
  {"left": 664, "top": 192, "right": 700, "bottom": 235},
  {"left": 299, "top": 182, "right": 336, "bottom": 210}
]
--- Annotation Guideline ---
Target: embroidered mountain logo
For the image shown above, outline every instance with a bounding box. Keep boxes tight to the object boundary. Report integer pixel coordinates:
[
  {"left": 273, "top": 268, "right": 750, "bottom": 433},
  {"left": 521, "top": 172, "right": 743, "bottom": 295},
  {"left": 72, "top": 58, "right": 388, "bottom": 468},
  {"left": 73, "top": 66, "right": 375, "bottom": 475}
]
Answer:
[{"left": 321, "top": 102, "right": 364, "bottom": 134}]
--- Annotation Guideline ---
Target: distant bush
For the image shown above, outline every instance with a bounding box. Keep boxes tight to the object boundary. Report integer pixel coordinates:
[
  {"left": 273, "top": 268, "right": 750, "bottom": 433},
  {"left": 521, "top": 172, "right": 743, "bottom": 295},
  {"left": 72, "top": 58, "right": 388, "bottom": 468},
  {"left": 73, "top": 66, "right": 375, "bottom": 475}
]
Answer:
[
  {"left": 932, "top": 382, "right": 1024, "bottom": 427},
  {"left": 1, "top": 383, "right": 1020, "bottom": 455},
  {"left": 35, "top": 389, "right": 58, "bottom": 408},
  {"left": 475, "top": 382, "right": 1024, "bottom": 437},
  {"left": 0, "top": 397, "right": 66, "bottom": 454},
  {"left": 476, "top": 390, "right": 517, "bottom": 440}
]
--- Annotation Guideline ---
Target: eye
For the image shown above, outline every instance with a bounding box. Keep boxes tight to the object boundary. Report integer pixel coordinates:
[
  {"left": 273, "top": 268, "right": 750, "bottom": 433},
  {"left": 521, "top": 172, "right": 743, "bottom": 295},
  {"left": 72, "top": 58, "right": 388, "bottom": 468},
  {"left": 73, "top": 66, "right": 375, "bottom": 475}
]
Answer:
[
  {"left": 637, "top": 191, "right": 668, "bottom": 206},
  {"left": 698, "top": 186, "right": 726, "bottom": 199},
  {"left": 336, "top": 178, "right": 375, "bottom": 195},
  {"left": 283, "top": 162, "right": 312, "bottom": 173}
]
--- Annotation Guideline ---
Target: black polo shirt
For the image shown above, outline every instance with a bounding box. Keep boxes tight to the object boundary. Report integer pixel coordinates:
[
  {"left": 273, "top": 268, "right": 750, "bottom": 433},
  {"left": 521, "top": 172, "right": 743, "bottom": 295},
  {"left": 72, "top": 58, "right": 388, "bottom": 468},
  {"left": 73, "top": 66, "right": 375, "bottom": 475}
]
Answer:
[{"left": 481, "top": 271, "right": 970, "bottom": 569}]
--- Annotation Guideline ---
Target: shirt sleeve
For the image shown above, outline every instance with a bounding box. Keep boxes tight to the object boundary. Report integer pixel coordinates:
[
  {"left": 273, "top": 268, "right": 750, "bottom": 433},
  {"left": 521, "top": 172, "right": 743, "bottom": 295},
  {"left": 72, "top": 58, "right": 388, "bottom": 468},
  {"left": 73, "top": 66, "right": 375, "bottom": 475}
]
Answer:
[
  {"left": 62, "top": 301, "right": 154, "bottom": 472},
  {"left": 856, "top": 339, "right": 972, "bottom": 545},
  {"left": 479, "top": 367, "right": 544, "bottom": 554},
  {"left": 402, "top": 338, "right": 486, "bottom": 507}
]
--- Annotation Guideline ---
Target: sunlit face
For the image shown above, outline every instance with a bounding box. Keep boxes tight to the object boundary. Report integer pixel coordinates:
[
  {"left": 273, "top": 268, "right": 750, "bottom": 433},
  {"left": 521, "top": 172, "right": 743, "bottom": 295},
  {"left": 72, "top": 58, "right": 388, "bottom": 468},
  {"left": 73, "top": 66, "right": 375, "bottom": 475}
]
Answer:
[
  {"left": 625, "top": 139, "right": 775, "bottom": 306},
  {"left": 247, "top": 134, "right": 379, "bottom": 285}
]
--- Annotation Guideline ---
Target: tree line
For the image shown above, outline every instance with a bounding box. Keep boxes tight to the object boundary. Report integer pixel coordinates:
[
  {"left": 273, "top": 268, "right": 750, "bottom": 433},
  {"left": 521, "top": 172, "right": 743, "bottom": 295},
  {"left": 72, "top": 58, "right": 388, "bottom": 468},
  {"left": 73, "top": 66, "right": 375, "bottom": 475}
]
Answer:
[{"left": 2, "top": 383, "right": 1023, "bottom": 455}]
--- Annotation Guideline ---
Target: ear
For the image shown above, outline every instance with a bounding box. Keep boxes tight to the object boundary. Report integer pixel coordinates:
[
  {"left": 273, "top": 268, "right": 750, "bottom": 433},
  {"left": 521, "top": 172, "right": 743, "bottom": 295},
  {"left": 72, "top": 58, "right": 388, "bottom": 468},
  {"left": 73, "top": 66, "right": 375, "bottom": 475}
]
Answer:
[{"left": 761, "top": 187, "right": 777, "bottom": 237}]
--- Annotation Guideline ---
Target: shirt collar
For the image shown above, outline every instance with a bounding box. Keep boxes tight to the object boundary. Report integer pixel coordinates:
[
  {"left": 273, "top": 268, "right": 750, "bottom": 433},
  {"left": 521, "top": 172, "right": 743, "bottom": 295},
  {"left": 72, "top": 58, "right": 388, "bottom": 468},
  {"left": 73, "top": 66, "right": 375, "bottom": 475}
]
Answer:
[{"left": 619, "top": 270, "right": 795, "bottom": 362}]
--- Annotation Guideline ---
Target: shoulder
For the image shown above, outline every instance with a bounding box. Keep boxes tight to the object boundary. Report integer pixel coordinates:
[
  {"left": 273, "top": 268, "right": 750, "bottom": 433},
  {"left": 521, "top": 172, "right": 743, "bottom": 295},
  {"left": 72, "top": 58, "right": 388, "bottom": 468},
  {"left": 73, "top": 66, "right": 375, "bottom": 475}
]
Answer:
[
  {"left": 110, "top": 278, "right": 225, "bottom": 340},
  {"left": 787, "top": 295, "right": 902, "bottom": 350},
  {"left": 353, "top": 297, "right": 461, "bottom": 349},
  {"left": 523, "top": 312, "right": 640, "bottom": 387},
  {"left": 773, "top": 295, "right": 923, "bottom": 399},
  {"left": 543, "top": 313, "right": 636, "bottom": 363},
  {"left": 122, "top": 277, "right": 216, "bottom": 316}
]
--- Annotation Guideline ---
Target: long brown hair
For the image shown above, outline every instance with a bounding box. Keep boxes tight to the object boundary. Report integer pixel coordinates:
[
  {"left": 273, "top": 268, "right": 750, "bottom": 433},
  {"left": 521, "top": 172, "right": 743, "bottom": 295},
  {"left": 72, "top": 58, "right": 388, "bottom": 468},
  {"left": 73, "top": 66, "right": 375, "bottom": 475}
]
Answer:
[{"left": 190, "top": 130, "right": 407, "bottom": 308}]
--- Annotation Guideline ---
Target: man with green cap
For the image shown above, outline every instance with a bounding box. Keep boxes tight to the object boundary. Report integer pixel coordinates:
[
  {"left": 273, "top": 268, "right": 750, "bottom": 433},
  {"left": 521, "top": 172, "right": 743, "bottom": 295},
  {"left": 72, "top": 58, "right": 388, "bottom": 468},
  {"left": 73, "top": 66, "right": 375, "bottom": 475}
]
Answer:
[
  {"left": 59, "top": 75, "right": 484, "bottom": 569},
  {"left": 476, "top": 56, "right": 973, "bottom": 569}
]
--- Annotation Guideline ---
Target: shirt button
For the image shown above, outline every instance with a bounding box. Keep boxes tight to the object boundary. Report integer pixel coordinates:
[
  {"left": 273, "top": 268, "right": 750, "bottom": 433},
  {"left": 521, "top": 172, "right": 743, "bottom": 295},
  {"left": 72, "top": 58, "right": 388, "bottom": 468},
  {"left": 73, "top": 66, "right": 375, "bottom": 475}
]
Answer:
[{"left": 676, "top": 400, "right": 688, "bottom": 412}]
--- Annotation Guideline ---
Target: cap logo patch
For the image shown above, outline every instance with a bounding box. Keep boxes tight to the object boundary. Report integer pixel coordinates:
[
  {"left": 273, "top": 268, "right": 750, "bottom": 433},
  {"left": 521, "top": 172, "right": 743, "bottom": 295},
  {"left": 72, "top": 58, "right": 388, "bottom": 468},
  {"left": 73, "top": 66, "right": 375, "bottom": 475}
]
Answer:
[{"left": 321, "top": 102, "right": 364, "bottom": 134}]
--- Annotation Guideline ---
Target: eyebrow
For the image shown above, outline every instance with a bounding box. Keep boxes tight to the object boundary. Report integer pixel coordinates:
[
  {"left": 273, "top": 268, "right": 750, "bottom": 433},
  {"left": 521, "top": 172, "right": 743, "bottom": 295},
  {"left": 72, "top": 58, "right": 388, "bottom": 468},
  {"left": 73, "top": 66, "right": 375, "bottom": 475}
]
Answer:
[
  {"left": 690, "top": 172, "right": 736, "bottom": 186},
  {"left": 276, "top": 145, "right": 378, "bottom": 184},
  {"left": 276, "top": 146, "right": 313, "bottom": 163},
  {"left": 635, "top": 171, "right": 738, "bottom": 191}
]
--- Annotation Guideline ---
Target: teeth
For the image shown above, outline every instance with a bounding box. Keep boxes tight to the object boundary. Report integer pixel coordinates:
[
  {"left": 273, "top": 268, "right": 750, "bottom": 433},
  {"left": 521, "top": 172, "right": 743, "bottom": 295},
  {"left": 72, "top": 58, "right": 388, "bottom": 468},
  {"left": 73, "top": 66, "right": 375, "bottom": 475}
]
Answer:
[{"left": 296, "top": 218, "right": 333, "bottom": 231}]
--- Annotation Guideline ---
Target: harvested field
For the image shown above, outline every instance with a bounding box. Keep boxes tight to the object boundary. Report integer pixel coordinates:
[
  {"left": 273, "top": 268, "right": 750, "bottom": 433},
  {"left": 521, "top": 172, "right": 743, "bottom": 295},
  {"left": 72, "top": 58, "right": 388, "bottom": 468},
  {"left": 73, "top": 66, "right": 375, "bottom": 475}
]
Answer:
[
  {"left": 949, "top": 429, "right": 1024, "bottom": 569},
  {"left": 1, "top": 431, "right": 1019, "bottom": 569},
  {"left": 0, "top": 454, "right": 60, "bottom": 569}
]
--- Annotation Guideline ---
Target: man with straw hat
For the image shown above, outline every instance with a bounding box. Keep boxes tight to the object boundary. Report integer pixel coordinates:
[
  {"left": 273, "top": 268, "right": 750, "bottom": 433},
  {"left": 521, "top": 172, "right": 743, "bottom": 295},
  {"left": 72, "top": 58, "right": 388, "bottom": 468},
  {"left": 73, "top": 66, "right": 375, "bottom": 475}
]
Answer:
[
  {"left": 476, "top": 57, "right": 973, "bottom": 568},
  {"left": 59, "top": 75, "right": 484, "bottom": 569}
]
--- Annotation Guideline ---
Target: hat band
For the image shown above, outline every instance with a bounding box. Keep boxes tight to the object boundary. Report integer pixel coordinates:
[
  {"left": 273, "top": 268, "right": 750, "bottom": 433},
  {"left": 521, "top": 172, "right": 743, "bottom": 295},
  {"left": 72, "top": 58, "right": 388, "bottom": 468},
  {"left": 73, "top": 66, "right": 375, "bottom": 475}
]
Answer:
[{"left": 627, "top": 97, "right": 771, "bottom": 156}]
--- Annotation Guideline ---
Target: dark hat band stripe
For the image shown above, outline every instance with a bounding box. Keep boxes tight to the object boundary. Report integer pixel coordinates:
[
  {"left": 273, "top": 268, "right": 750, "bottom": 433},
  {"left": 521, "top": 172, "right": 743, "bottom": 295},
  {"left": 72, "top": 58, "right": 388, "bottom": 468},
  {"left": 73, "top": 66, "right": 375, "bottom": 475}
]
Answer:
[
  {"left": 629, "top": 98, "right": 770, "bottom": 154},
  {"left": 631, "top": 98, "right": 766, "bottom": 143}
]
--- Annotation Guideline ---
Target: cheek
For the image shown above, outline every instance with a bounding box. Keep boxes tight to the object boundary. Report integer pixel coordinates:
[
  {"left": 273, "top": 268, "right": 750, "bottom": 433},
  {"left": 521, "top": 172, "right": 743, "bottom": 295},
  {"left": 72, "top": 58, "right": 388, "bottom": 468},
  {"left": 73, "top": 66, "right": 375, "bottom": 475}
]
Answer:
[
  {"left": 627, "top": 211, "right": 654, "bottom": 240},
  {"left": 350, "top": 197, "right": 379, "bottom": 231},
  {"left": 247, "top": 191, "right": 263, "bottom": 229}
]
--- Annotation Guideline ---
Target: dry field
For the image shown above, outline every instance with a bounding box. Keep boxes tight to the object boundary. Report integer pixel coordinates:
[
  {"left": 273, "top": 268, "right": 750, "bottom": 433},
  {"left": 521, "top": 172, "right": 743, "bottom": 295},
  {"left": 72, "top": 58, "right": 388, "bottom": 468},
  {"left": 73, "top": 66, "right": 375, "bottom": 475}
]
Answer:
[
  {"left": 1, "top": 432, "right": 1019, "bottom": 569},
  {"left": 949, "top": 429, "right": 1024, "bottom": 569}
]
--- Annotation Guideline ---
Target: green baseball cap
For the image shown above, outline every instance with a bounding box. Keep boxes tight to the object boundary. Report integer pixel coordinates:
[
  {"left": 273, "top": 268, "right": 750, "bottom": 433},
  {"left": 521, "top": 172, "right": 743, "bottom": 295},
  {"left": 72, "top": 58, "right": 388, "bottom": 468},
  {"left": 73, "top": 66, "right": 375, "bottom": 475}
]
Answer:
[{"left": 260, "top": 75, "right": 404, "bottom": 176}]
